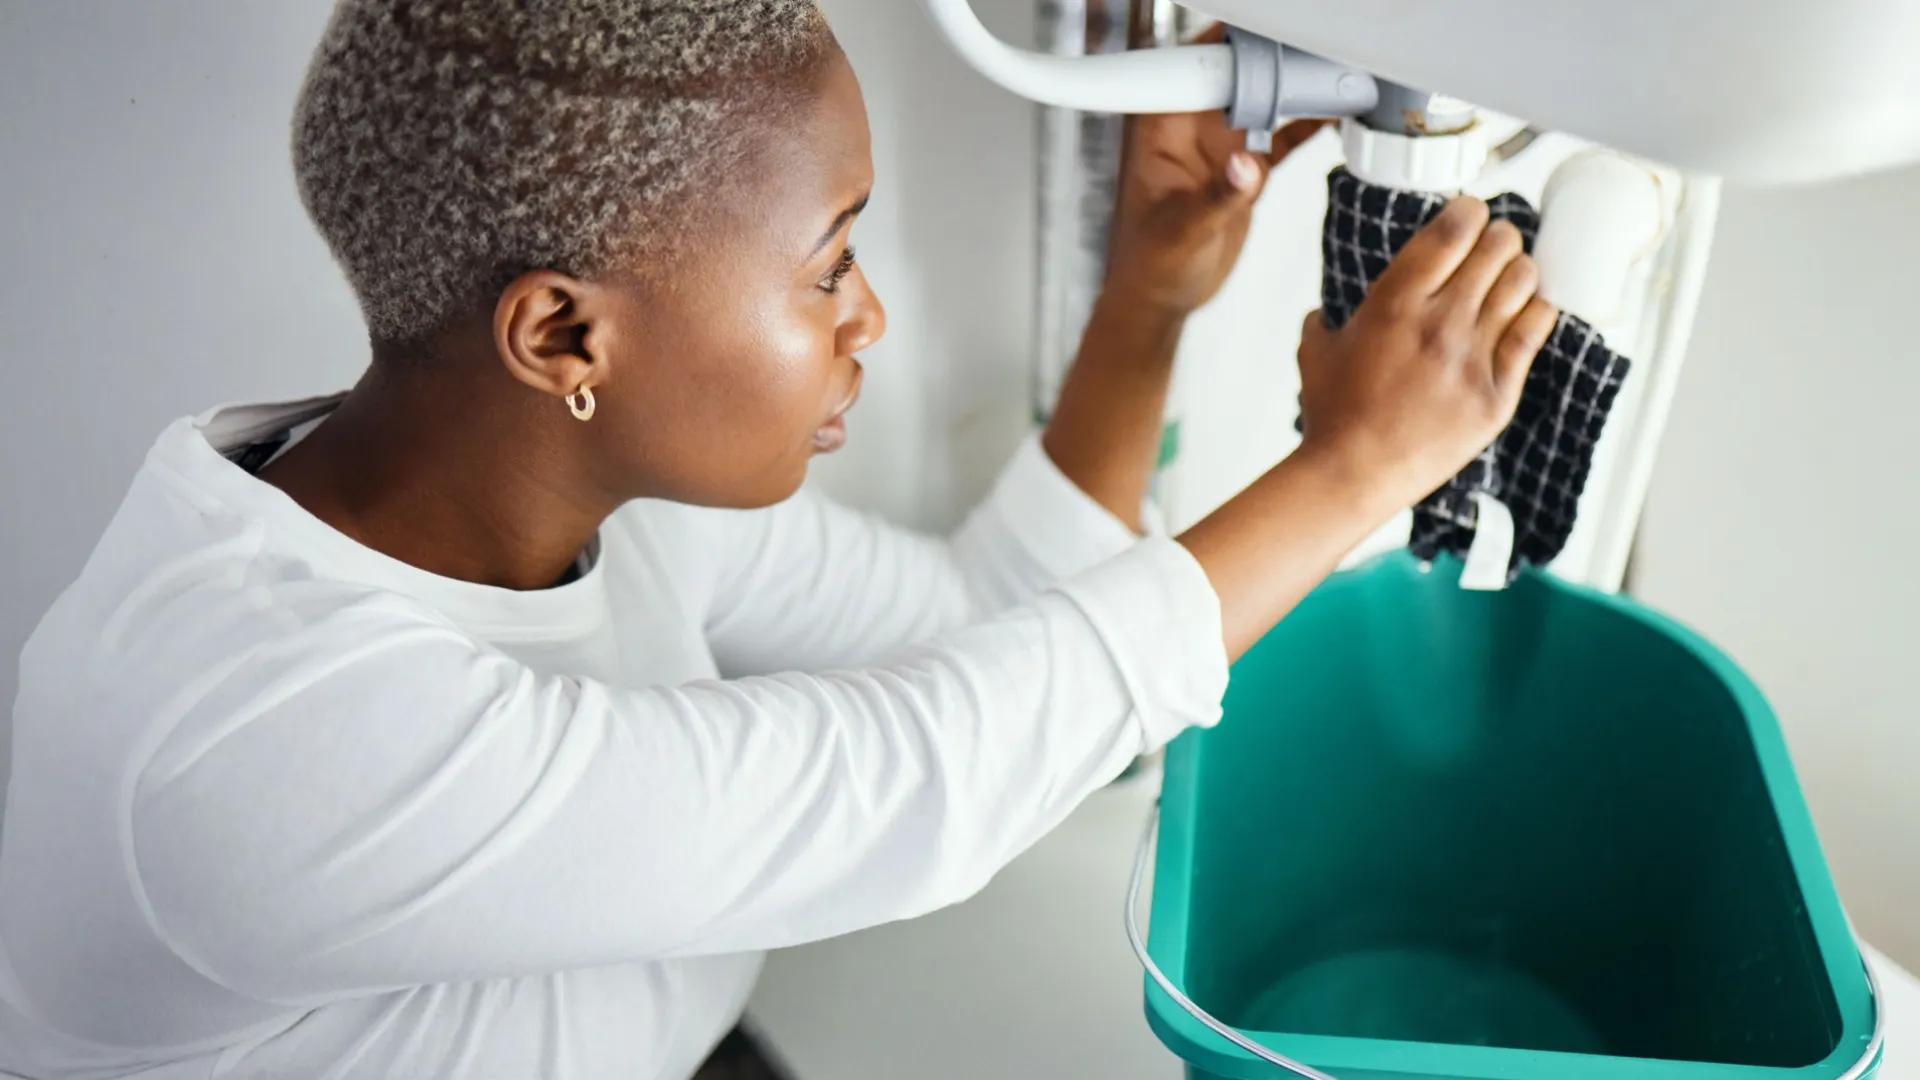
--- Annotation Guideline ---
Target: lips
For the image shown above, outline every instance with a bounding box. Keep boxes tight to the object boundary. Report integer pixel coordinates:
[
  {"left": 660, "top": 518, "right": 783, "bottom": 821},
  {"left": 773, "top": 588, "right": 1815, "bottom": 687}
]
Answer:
[
  {"left": 813, "top": 369, "right": 863, "bottom": 455},
  {"left": 813, "top": 415, "right": 848, "bottom": 453}
]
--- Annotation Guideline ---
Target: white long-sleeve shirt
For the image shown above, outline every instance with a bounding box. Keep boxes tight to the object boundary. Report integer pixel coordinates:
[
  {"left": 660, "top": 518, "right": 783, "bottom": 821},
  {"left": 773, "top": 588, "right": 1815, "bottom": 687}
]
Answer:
[{"left": 0, "top": 396, "right": 1228, "bottom": 1080}]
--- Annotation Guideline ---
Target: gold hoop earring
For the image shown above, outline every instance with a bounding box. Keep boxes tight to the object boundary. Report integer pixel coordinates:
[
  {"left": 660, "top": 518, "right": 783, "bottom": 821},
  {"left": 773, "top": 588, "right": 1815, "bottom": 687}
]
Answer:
[{"left": 567, "top": 385, "right": 596, "bottom": 422}]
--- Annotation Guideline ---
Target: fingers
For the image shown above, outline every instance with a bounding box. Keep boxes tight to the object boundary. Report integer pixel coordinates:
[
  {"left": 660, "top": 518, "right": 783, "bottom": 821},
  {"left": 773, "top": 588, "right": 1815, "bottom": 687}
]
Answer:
[
  {"left": 1493, "top": 296, "right": 1558, "bottom": 397},
  {"left": 1441, "top": 218, "right": 1526, "bottom": 308},
  {"left": 1199, "top": 148, "right": 1266, "bottom": 211},
  {"left": 1154, "top": 149, "right": 1260, "bottom": 230},
  {"left": 1479, "top": 251, "right": 1540, "bottom": 328},
  {"left": 1376, "top": 196, "right": 1489, "bottom": 298}
]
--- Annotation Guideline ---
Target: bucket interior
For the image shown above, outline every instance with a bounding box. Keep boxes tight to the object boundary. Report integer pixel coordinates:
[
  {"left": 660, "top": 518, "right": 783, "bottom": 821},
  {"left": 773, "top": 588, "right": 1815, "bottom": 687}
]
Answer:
[{"left": 1174, "top": 557, "right": 1844, "bottom": 1069}]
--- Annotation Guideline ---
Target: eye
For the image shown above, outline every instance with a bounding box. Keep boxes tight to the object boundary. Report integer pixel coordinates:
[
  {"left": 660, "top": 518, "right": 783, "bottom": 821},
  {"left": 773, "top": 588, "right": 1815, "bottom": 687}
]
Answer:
[{"left": 819, "top": 246, "right": 857, "bottom": 295}]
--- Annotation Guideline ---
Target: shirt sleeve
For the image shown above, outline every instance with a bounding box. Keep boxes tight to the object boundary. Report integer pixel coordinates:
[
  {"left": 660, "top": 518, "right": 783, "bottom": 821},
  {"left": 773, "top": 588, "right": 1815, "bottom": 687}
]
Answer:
[
  {"left": 703, "top": 434, "right": 1156, "bottom": 676},
  {"left": 129, "top": 539, "right": 1227, "bottom": 1003}
]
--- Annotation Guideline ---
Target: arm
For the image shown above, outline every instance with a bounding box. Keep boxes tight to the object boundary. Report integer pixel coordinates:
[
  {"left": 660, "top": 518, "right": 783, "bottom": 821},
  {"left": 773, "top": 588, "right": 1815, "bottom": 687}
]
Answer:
[
  {"left": 135, "top": 201, "right": 1551, "bottom": 1003},
  {"left": 701, "top": 434, "right": 1146, "bottom": 676},
  {"left": 1038, "top": 295, "right": 1183, "bottom": 534},
  {"left": 1049, "top": 191, "right": 1557, "bottom": 661},
  {"left": 131, "top": 541, "right": 1223, "bottom": 1001},
  {"left": 1043, "top": 115, "right": 1328, "bottom": 528},
  {"left": 1183, "top": 197, "right": 1559, "bottom": 658}
]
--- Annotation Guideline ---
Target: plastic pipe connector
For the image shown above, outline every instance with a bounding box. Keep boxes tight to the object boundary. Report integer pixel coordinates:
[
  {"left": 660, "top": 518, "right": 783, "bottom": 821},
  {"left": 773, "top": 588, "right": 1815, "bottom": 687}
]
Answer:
[
  {"left": 1341, "top": 118, "right": 1490, "bottom": 192},
  {"left": 919, "top": 0, "right": 1377, "bottom": 144},
  {"left": 1226, "top": 28, "right": 1380, "bottom": 151},
  {"left": 1533, "top": 150, "right": 1667, "bottom": 326}
]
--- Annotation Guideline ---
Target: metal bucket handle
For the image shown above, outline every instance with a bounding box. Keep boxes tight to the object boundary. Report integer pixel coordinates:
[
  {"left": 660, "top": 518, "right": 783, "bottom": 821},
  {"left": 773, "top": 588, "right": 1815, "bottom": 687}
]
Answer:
[{"left": 1125, "top": 801, "right": 1885, "bottom": 1080}]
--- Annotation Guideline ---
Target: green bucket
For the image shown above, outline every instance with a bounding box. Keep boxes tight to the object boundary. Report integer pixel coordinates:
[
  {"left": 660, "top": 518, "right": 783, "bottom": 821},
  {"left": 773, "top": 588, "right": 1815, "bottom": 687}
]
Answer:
[{"left": 1136, "top": 553, "right": 1882, "bottom": 1080}]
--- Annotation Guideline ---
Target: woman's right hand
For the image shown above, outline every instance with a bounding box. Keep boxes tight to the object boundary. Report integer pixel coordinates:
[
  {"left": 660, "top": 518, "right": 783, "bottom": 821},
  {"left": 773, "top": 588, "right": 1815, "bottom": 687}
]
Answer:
[
  {"left": 1177, "top": 195, "right": 1558, "bottom": 659},
  {"left": 1296, "top": 195, "right": 1558, "bottom": 513}
]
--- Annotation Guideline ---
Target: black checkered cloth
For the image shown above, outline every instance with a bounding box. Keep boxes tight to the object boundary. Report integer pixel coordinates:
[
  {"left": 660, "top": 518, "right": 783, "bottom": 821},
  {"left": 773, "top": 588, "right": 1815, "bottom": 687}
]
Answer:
[{"left": 1311, "top": 166, "right": 1631, "bottom": 575}]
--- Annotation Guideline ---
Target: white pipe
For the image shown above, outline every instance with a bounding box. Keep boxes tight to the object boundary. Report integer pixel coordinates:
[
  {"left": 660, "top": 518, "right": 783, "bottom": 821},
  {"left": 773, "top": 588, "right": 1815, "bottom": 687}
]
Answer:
[
  {"left": 1340, "top": 119, "right": 1490, "bottom": 193},
  {"left": 1588, "top": 178, "right": 1722, "bottom": 591},
  {"left": 1532, "top": 150, "right": 1668, "bottom": 326},
  {"left": 918, "top": 0, "right": 1234, "bottom": 113}
]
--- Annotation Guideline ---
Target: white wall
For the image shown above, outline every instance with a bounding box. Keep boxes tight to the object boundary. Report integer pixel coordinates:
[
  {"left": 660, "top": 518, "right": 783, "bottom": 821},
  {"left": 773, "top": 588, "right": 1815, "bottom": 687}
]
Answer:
[
  {"left": 1634, "top": 164, "right": 1920, "bottom": 968},
  {"left": 0, "top": 2, "right": 361, "bottom": 788},
  {"left": 0, "top": 0, "right": 1039, "bottom": 760}
]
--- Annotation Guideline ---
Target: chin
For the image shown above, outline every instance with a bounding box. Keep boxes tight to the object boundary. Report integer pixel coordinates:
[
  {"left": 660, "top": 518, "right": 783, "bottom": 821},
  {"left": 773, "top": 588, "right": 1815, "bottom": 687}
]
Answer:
[
  {"left": 716, "top": 460, "right": 814, "bottom": 510},
  {"left": 761, "top": 468, "right": 811, "bottom": 506},
  {"left": 642, "top": 444, "right": 816, "bottom": 511}
]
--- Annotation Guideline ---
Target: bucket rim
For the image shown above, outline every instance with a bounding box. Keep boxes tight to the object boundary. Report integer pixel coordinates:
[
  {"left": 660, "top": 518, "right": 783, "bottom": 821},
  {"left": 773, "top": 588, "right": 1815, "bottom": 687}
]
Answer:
[{"left": 1141, "top": 552, "right": 1879, "bottom": 1080}]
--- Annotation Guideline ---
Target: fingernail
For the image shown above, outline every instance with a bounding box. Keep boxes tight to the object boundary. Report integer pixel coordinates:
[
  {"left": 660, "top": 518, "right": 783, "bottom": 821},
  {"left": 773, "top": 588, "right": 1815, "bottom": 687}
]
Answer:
[{"left": 1227, "top": 153, "right": 1260, "bottom": 192}]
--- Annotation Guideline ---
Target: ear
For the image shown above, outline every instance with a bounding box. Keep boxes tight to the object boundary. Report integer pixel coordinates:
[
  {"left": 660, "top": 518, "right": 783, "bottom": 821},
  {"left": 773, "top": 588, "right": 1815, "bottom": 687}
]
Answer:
[{"left": 492, "top": 270, "right": 618, "bottom": 399}]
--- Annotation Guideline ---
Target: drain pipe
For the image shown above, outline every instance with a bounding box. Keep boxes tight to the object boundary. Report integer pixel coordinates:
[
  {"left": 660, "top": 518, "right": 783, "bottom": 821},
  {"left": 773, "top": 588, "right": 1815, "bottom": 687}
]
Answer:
[
  {"left": 921, "top": 0, "right": 1233, "bottom": 112},
  {"left": 919, "top": 0, "right": 1380, "bottom": 131},
  {"left": 1341, "top": 81, "right": 1492, "bottom": 192}
]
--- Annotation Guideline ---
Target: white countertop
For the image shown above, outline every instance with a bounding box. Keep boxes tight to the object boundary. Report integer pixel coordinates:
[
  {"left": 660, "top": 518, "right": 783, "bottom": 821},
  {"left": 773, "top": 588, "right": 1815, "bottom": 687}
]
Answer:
[{"left": 751, "top": 777, "right": 1918, "bottom": 1079}]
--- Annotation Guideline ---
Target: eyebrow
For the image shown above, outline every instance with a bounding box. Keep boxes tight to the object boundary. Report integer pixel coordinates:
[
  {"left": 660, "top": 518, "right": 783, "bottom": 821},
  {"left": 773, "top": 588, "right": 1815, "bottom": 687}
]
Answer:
[{"left": 809, "top": 192, "right": 871, "bottom": 259}]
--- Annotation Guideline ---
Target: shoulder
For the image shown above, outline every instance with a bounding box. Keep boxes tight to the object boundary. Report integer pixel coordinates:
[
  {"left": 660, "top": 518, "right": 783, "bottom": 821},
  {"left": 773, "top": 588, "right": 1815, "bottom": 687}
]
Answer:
[{"left": 17, "top": 453, "right": 470, "bottom": 764}]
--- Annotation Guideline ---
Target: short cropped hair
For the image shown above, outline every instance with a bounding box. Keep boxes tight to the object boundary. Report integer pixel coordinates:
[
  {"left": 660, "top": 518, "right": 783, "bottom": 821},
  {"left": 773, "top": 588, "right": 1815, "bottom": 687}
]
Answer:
[{"left": 292, "top": 0, "right": 834, "bottom": 344}]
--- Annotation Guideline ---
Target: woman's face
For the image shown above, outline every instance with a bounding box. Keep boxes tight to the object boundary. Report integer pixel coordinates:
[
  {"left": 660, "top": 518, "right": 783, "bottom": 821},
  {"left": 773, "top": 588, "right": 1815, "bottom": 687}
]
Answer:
[{"left": 594, "top": 48, "right": 885, "bottom": 509}]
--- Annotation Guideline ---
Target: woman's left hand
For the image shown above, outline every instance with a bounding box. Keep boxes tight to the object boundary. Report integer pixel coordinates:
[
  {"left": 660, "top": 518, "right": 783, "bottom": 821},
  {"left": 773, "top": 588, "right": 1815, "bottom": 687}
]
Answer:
[
  {"left": 1042, "top": 44, "right": 1329, "bottom": 527},
  {"left": 1103, "top": 86, "right": 1328, "bottom": 318}
]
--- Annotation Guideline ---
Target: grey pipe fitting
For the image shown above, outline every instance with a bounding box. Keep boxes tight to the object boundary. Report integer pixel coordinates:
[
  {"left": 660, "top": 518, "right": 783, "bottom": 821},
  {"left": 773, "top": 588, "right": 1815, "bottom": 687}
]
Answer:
[
  {"left": 1365, "top": 81, "right": 1476, "bottom": 136},
  {"left": 1224, "top": 27, "right": 1379, "bottom": 152}
]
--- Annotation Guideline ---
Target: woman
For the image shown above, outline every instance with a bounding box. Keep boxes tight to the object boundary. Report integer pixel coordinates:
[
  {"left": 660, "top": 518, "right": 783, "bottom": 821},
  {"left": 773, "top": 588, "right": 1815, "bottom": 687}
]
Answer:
[{"left": 0, "top": 1, "right": 1552, "bottom": 1078}]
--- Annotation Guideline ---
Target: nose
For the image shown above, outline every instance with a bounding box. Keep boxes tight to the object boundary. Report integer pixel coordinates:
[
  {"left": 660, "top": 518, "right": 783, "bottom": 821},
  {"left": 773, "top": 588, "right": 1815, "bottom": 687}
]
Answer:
[{"left": 838, "top": 265, "right": 886, "bottom": 356}]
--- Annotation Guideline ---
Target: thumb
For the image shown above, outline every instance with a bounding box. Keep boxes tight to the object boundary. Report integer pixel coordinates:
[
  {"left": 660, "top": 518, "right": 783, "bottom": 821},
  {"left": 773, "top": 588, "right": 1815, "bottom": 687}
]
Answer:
[
  {"left": 1296, "top": 310, "right": 1332, "bottom": 437},
  {"left": 1298, "top": 308, "right": 1331, "bottom": 358},
  {"left": 1152, "top": 150, "right": 1263, "bottom": 239}
]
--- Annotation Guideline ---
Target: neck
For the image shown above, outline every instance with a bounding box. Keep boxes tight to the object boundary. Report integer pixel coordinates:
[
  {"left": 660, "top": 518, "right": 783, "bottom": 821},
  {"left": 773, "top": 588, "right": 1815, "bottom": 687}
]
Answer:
[{"left": 260, "top": 359, "right": 612, "bottom": 591}]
